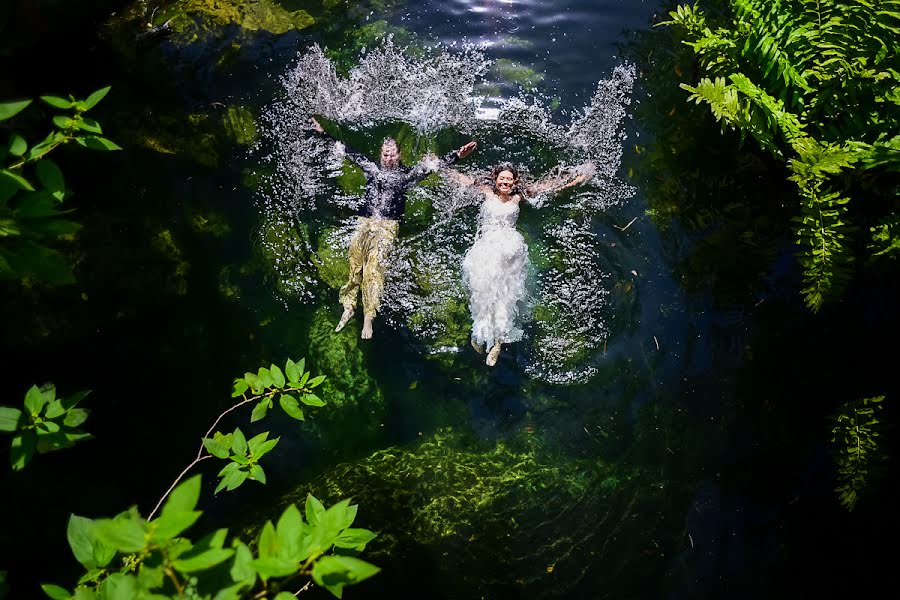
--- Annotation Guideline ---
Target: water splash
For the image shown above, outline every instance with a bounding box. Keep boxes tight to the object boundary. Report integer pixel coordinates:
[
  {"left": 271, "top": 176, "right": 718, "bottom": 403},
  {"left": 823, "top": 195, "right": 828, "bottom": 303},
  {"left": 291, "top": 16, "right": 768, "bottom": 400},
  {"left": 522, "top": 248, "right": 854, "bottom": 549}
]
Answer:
[{"left": 256, "top": 41, "right": 636, "bottom": 383}]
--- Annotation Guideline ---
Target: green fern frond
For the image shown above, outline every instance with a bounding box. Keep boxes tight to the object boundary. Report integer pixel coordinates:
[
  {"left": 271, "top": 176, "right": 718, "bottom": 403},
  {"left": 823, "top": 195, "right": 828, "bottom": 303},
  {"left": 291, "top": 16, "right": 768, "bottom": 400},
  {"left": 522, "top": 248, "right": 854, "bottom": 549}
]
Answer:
[
  {"left": 830, "top": 396, "right": 888, "bottom": 511},
  {"left": 791, "top": 183, "right": 854, "bottom": 311}
]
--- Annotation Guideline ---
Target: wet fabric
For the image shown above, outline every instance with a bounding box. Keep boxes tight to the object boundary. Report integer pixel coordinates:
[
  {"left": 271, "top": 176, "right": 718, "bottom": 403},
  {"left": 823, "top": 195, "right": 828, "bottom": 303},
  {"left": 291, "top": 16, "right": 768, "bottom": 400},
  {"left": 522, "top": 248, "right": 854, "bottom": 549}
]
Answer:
[
  {"left": 462, "top": 195, "right": 528, "bottom": 348},
  {"left": 319, "top": 131, "right": 460, "bottom": 221},
  {"left": 339, "top": 216, "right": 400, "bottom": 317}
]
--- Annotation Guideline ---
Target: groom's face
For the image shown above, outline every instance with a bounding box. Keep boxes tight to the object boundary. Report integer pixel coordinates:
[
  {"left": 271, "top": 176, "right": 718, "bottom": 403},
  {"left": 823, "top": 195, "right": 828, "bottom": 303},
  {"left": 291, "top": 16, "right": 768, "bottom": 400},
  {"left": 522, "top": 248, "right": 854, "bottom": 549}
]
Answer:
[{"left": 380, "top": 141, "right": 400, "bottom": 168}]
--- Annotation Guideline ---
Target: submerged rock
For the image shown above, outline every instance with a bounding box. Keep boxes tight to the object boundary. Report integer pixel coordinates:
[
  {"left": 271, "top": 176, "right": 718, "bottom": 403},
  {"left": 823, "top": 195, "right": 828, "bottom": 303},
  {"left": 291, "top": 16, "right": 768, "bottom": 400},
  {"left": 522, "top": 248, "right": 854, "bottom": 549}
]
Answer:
[{"left": 152, "top": 0, "right": 314, "bottom": 36}]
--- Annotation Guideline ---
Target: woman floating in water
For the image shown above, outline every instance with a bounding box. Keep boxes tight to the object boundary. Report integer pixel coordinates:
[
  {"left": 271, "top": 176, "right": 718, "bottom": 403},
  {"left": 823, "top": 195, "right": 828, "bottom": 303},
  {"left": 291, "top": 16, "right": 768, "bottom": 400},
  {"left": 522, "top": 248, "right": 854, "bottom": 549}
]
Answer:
[{"left": 445, "top": 162, "right": 595, "bottom": 365}]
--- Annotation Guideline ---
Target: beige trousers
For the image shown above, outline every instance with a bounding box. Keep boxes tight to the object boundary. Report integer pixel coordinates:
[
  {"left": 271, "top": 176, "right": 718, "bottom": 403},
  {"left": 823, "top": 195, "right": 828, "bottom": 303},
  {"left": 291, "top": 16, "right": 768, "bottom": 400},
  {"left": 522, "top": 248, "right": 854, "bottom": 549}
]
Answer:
[{"left": 339, "top": 216, "right": 399, "bottom": 317}]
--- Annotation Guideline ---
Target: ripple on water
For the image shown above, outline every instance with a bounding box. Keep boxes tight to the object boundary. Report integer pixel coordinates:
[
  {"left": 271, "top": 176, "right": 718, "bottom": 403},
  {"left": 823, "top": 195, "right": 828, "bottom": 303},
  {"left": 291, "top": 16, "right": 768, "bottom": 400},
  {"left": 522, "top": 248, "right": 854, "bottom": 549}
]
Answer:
[{"left": 255, "top": 40, "right": 636, "bottom": 383}]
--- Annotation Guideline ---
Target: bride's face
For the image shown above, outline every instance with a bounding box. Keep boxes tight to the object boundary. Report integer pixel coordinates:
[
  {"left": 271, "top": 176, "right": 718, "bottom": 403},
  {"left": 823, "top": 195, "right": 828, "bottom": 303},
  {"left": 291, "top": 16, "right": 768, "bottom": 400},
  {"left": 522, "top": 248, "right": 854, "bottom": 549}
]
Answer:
[{"left": 495, "top": 170, "right": 516, "bottom": 194}]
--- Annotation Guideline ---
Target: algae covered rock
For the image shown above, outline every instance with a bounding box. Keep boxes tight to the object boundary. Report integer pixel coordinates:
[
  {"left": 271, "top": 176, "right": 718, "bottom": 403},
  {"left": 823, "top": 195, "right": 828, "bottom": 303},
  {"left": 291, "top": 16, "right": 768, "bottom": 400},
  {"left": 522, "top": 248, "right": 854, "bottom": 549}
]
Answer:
[
  {"left": 155, "top": 0, "right": 314, "bottom": 36},
  {"left": 312, "top": 226, "right": 349, "bottom": 290},
  {"left": 221, "top": 105, "right": 258, "bottom": 146},
  {"left": 257, "top": 214, "right": 315, "bottom": 300}
]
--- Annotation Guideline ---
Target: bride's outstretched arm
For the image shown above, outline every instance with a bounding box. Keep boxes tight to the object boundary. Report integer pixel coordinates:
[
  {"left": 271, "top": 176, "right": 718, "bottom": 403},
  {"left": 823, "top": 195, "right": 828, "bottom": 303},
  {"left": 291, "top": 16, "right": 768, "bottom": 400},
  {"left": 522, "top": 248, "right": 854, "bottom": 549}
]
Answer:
[
  {"left": 442, "top": 166, "right": 477, "bottom": 187},
  {"left": 525, "top": 161, "right": 597, "bottom": 197}
]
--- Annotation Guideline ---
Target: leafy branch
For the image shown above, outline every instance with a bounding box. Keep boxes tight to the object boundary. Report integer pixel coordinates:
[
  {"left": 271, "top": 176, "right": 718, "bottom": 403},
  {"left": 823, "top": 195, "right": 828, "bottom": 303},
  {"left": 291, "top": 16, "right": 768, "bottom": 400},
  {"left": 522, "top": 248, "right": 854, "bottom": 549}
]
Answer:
[
  {"left": 0, "top": 384, "right": 91, "bottom": 470},
  {"left": 1, "top": 87, "right": 120, "bottom": 284},
  {"left": 35, "top": 357, "right": 379, "bottom": 599}
]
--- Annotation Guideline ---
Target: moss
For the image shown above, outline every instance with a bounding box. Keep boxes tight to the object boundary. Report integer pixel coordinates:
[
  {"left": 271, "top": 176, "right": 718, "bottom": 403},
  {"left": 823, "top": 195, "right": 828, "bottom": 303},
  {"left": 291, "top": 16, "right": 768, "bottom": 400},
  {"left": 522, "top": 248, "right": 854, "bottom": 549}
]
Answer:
[
  {"left": 221, "top": 106, "right": 257, "bottom": 146},
  {"left": 218, "top": 266, "right": 241, "bottom": 300},
  {"left": 155, "top": 0, "right": 315, "bottom": 36},
  {"left": 189, "top": 211, "right": 231, "bottom": 237},
  {"left": 257, "top": 215, "right": 313, "bottom": 299},
  {"left": 151, "top": 229, "right": 190, "bottom": 295},
  {"left": 312, "top": 227, "right": 349, "bottom": 290},
  {"left": 121, "top": 112, "right": 221, "bottom": 168}
]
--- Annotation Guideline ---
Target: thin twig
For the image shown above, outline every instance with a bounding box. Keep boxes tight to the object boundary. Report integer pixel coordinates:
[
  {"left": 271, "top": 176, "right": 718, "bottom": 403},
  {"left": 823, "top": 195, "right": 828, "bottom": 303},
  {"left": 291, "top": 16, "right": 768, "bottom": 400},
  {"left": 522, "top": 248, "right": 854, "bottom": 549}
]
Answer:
[{"left": 614, "top": 216, "right": 638, "bottom": 231}]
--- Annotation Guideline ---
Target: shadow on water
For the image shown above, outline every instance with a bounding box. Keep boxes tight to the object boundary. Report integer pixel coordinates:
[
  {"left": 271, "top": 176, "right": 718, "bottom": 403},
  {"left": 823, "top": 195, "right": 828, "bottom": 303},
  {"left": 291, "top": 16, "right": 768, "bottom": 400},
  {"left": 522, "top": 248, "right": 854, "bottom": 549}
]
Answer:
[{"left": 1, "top": 1, "right": 899, "bottom": 599}]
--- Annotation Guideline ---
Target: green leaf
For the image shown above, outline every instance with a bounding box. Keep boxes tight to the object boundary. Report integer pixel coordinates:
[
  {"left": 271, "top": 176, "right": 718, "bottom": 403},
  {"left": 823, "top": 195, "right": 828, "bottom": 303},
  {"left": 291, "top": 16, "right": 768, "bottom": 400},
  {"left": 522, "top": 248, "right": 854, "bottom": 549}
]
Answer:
[
  {"left": 247, "top": 431, "right": 269, "bottom": 452},
  {"left": 137, "top": 564, "right": 165, "bottom": 589},
  {"left": 312, "top": 555, "right": 380, "bottom": 598},
  {"left": 202, "top": 436, "right": 231, "bottom": 459},
  {"left": 333, "top": 528, "right": 377, "bottom": 551},
  {"left": 229, "top": 540, "right": 256, "bottom": 585},
  {"left": 61, "top": 390, "right": 90, "bottom": 410},
  {"left": 8, "top": 134, "right": 27, "bottom": 156},
  {"left": 253, "top": 438, "right": 279, "bottom": 459},
  {"left": 275, "top": 504, "right": 306, "bottom": 561},
  {"left": 162, "top": 474, "right": 202, "bottom": 515},
  {"left": 83, "top": 86, "right": 111, "bottom": 110},
  {"left": 308, "top": 375, "right": 326, "bottom": 388},
  {"left": 0, "top": 406, "right": 23, "bottom": 431},
  {"left": 41, "top": 583, "right": 72, "bottom": 600},
  {"left": 41, "top": 96, "right": 73, "bottom": 109},
  {"left": 299, "top": 371, "right": 309, "bottom": 386},
  {"left": 152, "top": 510, "right": 201, "bottom": 541},
  {"left": 270, "top": 364, "right": 285, "bottom": 387},
  {"left": 231, "top": 428, "right": 247, "bottom": 455},
  {"left": 232, "top": 378, "right": 249, "bottom": 397},
  {"left": 250, "top": 399, "right": 270, "bottom": 422},
  {"left": 63, "top": 409, "right": 89, "bottom": 428},
  {"left": 75, "top": 118, "right": 102, "bottom": 134},
  {"left": 67, "top": 515, "right": 114, "bottom": 570},
  {"left": 306, "top": 494, "right": 326, "bottom": 526},
  {"left": 11, "top": 431, "right": 36, "bottom": 470},
  {"left": 285, "top": 358, "right": 300, "bottom": 382},
  {"left": 249, "top": 464, "right": 266, "bottom": 484},
  {"left": 300, "top": 393, "right": 325, "bottom": 407},
  {"left": 35, "top": 160, "right": 65, "bottom": 201},
  {"left": 258, "top": 520, "right": 278, "bottom": 559},
  {"left": 215, "top": 468, "right": 247, "bottom": 494},
  {"left": 243, "top": 372, "right": 262, "bottom": 392},
  {"left": 1, "top": 169, "right": 35, "bottom": 192},
  {"left": 273, "top": 593, "right": 296, "bottom": 600},
  {"left": 172, "top": 548, "right": 234, "bottom": 573},
  {"left": 93, "top": 511, "right": 147, "bottom": 553},
  {"left": 257, "top": 367, "right": 274, "bottom": 389},
  {"left": 279, "top": 394, "right": 305, "bottom": 420},
  {"left": 248, "top": 557, "right": 297, "bottom": 580},
  {"left": 73, "top": 136, "right": 121, "bottom": 151},
  {"left": 0, "top": 99, "right": 32, "bottom": 120},
  {"left": 53, "top": 115, "right": 75, "bottom": 130},
  {"left": 44, "top": 400, "right": 66, "bottom": 419}
]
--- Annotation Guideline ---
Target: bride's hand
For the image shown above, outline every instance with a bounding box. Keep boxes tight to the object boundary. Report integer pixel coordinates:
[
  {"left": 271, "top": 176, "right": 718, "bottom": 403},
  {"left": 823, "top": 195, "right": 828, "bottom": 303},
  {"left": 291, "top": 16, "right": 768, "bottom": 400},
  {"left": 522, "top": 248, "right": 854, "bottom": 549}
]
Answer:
[{"left": 457, "top": 141, "right": 477, "bottom": 159}]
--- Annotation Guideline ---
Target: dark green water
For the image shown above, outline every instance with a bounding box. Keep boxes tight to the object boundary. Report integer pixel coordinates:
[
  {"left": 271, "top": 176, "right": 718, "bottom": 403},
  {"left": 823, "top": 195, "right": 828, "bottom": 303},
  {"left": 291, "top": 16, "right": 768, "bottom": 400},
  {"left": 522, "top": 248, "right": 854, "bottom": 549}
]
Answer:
[{"left": 1, "top": 1, "right": 898, "bottom": 598}]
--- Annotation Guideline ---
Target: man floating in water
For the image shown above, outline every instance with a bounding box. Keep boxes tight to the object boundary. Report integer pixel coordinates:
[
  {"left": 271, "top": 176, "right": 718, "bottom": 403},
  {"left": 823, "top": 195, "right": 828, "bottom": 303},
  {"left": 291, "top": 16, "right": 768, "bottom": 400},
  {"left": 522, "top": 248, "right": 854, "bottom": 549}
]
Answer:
[{"left": 311, "top": 117, "right": 477, "bottom": 339}]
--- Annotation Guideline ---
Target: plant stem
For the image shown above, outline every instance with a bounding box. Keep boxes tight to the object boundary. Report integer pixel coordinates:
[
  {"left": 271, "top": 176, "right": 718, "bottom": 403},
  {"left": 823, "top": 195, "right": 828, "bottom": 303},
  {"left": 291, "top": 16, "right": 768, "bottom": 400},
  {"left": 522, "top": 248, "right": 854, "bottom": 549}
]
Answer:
[{"left": 147, "top": 386, "right": 306, "bottom": 519}]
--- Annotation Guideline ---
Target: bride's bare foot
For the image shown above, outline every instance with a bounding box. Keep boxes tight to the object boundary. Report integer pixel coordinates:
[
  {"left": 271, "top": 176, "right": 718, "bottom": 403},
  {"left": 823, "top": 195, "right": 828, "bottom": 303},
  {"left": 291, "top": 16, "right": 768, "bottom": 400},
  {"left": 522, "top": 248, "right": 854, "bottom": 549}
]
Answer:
[
  {"left": 361, "top": 315, "right": 374, "bottom": 339},
  {"left": 486, "top": 342, "right": 502, "bottom": 366},
  {"left": 335, "top": 306, "right": 354, "bottom": 332},
  {"left": 471, "top": 337, "right": 484, "bottom": 354}
]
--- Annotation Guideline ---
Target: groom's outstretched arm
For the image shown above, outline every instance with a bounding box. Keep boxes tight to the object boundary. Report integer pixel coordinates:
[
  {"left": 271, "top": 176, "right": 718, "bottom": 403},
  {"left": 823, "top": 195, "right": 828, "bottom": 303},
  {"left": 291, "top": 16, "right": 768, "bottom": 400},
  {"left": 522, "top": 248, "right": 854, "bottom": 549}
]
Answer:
[{"left": 310, "top": 117, "right": 379, "bottom": 176}]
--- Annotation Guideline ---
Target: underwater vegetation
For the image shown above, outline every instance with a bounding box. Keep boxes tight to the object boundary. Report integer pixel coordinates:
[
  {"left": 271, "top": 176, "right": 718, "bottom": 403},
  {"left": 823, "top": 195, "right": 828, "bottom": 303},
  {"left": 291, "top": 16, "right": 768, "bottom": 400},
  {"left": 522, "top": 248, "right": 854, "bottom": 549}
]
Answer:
[{"left": 267, "top": 425, "right": 675, "bottom": 597}]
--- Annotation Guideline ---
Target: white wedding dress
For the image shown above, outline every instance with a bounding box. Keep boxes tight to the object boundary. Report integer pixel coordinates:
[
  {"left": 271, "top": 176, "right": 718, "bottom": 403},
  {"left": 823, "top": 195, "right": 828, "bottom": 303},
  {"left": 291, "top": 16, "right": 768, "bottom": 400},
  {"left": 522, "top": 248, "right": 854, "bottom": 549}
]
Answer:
[{"left": 462, "top": 194, "right": 528, "bottom": 349}]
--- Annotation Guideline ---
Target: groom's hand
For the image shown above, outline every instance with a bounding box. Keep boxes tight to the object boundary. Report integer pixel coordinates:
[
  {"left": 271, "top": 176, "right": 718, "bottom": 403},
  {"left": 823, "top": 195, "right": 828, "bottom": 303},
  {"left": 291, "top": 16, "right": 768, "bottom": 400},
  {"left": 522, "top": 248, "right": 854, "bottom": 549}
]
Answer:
[
  {"left": 457, "top": 141, "right": 477, "bottom": 159},
  {"left": 310, "top": 117, "right": 324, "bottom": 134}
]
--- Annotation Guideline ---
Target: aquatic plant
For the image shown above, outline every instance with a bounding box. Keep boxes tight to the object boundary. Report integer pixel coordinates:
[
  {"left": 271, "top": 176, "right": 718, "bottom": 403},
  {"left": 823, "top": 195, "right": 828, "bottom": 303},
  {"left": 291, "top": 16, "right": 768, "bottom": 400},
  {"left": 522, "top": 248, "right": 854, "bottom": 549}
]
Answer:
[
  {"left": 661, "top": 0, "right": 900, "bottom": 311},
  {"left": 830, "top": 395, "right": 889, "bottom": 511},
  {"left": 0, "top": 384, "right": 91, "bottom": 471},
  {"left": 1, "top": 88, "right": 120, "bottom": 284},
  {"left": 265, "top": 425, "right": 667, "bottom": 597}
]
